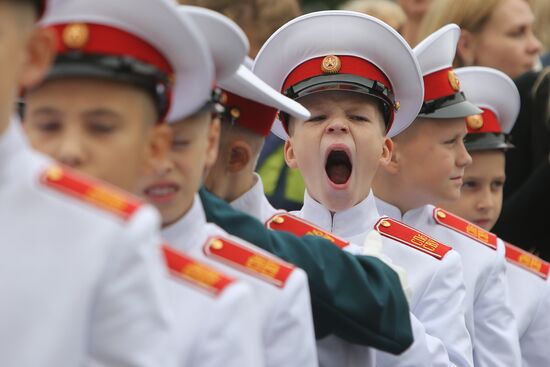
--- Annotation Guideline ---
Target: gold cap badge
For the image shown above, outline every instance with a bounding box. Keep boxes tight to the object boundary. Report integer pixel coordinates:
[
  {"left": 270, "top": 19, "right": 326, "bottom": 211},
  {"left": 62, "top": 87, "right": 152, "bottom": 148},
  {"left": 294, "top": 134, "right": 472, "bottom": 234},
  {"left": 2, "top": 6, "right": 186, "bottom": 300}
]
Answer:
[
  {"left": 448, "top": 70, "right": 461, "bottom": 91},
  {"left": 321, "top": 55, "right": 341, "bottom": 74},
  {"left": 63, "top": 23, "right": 90, "bottom": 49},
  {"left": 466, "top": 114, "right": 484, "bottom": 130},
  {"left": 436, "top": 210, "right": 447, "bottom": 219}
]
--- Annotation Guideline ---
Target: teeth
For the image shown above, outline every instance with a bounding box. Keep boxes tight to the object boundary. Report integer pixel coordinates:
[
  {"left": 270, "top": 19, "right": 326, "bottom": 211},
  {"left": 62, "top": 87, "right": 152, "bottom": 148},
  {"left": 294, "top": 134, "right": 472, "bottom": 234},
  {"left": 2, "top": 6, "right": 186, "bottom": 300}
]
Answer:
[{"left": 148, "top": 186, "right": 176, "bottom": 196}]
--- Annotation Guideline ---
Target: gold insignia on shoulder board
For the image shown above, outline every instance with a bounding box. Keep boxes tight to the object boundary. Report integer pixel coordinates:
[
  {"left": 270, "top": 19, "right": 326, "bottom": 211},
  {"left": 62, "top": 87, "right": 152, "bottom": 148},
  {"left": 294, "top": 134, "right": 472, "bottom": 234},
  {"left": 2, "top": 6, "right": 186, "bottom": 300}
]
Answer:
[{"left": 321, "top": 55, "right": 341, "bottom": 74}]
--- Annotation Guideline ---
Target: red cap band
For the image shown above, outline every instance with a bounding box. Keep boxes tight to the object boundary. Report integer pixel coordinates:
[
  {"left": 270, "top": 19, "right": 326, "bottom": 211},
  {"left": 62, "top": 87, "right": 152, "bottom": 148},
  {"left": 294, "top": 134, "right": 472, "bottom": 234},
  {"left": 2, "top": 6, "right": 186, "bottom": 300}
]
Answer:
[
  {"left": 282, "top": 55, "right": 393, "bottom": 95},
  {"left": 423, "top": 67, "right": 461, "bottom": 101},
  {"left": 223, "top": 91, "right": 278, "bottom": 137},
  {"left": 49, "top": 23, "right": 174, "bottom": 77},
  {"left": 466, "top": 108, "right": 502, "bottom": 134}
]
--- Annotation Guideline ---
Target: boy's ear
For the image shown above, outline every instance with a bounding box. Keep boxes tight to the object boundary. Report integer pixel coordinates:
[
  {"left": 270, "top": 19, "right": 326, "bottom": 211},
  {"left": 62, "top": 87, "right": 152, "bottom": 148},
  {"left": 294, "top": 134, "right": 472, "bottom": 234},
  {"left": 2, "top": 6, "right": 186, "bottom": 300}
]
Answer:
[
  {"left": 457, "top": 30, "right": 477, "bottom": 66},
  {"left": 379, "top": 137, "right": 393, "bottom": 166},
  {"left": 284, "top": 139, "right": 299, "bottom": 169},
  {"left": 204, "top": 117, "right": 221, "bottom": 171},
  {"left": 382, "top": 137, "right": 401, "bottom": 174},
  {"left": 143, "top": 123, "right": 172, "bottom": 177},
  {"left": 19, "top": 28, "right": 56, "bottom": 90},
  {"left": 227, "top": 140, "right": 252, "bottom": 173}
]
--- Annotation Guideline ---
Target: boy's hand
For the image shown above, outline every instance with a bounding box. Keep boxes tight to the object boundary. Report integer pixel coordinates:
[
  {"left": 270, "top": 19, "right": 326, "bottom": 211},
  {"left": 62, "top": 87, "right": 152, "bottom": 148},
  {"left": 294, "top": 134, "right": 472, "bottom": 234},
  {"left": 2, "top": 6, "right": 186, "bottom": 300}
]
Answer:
[{"left": 362, "top": 230, "right": 412, "bottom": 303}]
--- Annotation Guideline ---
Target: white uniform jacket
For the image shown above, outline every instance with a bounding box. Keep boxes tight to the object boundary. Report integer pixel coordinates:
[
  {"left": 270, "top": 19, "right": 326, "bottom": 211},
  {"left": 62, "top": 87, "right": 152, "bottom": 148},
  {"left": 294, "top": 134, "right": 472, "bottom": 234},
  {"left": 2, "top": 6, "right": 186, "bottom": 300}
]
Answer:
[
  {"left": 0, "top": 122, "right": 176, "bottom": 367},
  {"left": 162, "top": 195, "right": 318, "bottom": 367},
  {"left": 232, "top": 175, "right": 446, "bottom": 367},
  {"left": 163, "top": 245, "right": 265, "bottom": 367},
  {"left": 294, "top": 191, "right": 472, "bottom": 367},
  {"left": 376, "top": 200, "right": 521, "bottom": 367},
  {"left": 503, "top": 241, "right": 550, "bottom": 367}
]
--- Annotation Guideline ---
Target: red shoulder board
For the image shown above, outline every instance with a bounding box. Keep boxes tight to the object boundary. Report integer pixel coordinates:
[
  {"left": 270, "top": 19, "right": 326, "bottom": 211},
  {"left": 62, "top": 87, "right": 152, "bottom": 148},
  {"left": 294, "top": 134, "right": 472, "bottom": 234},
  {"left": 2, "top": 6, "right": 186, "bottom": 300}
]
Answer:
[
  {"left": 40, "top": 165, "right": 141, "bottom": 221},
  {"left": 203, "top": 236, "right": 294, "bottom": 288},
  {"left": 266, "top": 213, "right": 349, "bottom": 249},
  {"left": 433, "top": 208, "right": 497, "bottom": 250},
  {"left": 505, "top": 242, "right": 549, "bottom": 280},
  {"left": 375, "top": 217, "right": 452, "bottom": 260},
  {"left": 162, "top": 245, "right": 235, "bottom": 296}
]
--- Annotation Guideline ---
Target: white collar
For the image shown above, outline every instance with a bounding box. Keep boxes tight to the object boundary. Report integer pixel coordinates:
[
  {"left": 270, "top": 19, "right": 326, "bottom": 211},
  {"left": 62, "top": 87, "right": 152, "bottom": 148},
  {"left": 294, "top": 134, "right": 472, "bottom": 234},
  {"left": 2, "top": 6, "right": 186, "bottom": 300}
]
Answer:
[
  {"left": 299, "top": 190, "right": 380, "bottom": 238},
  {"left": 162, "top": 194, "right": 208, "bottom": 252},
  {"left": 0, "top": 118, "right": 29, "bottom": 177},
  {"left": 230, "top": 173, "right": 277, "bottom": 222},
  {"left": 375, "top": 196, "right": 434, "bottom": 225}
]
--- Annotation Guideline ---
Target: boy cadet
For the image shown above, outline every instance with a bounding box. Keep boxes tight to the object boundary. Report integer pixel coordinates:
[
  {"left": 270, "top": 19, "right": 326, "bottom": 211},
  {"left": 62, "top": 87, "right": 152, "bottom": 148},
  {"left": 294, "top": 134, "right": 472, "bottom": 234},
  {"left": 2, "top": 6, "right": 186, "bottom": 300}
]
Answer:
[
  {"left": 205, "top": 57, "right": 452, "bottom": 367},
  {"left": 193, "top": 6, "right": 418, "bottom": 358},
  {"left": 373, "top": 24, "right": 522, "bottom": 367},
  {"left": 22, "top": 1, "right": 265, "bottom": 366},
  {"left": 439, "top": 66, "right": 550, "bottom": 367},
  {"left": 254, "top": 10, "right": 472, "bottom": 367},
  {"left": 0, "top": 1, "right": 178, "bottom": 366},
  {"left": 138, "top": 5, "right": 317, "bottom": 367}
]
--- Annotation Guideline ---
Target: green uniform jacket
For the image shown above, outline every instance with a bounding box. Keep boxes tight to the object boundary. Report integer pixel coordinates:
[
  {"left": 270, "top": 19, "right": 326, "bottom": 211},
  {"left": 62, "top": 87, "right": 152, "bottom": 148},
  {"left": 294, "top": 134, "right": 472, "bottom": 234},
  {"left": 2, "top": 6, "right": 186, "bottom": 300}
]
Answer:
[{"left": 200, "top": 187, "right": 413, "bottom": 354}]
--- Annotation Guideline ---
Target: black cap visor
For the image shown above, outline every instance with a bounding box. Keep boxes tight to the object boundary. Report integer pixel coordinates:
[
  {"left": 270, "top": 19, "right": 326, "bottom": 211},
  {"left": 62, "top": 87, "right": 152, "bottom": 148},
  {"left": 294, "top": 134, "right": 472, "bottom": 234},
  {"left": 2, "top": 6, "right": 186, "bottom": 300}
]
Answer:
[
  {"left": 44, "top": 53, "right": 171, "bottom": 120},
  {"left": 465, "top": 132, "right": 514, "bottom": 152},
  {"left": 283, "top": 73, "right": 395, "bottom": 127},
  {"left": 419, "top": 91, "right": 482, "bottom": 119}
]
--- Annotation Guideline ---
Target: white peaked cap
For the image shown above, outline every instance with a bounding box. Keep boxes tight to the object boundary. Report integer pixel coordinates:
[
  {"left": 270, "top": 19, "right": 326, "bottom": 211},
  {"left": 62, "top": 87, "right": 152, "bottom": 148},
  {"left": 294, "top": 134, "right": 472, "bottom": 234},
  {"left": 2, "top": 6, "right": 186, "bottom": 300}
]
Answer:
[
  {"left": 456, "top": 67, "right": 519, "bottom": 135},
  {"left": 414, "top": 24, "right": 482, "bottom": 119},
  {"left": 41, "top": 0, "right": 214, "bottom": 122},
  {"left": 253, "top": 10, "right": 424, "bottom": 140},
  {"left": 178, "top": 6, "right": 248, "bottom": 81},
  {"left": 219, "top": 59, "right": 310, "bottom": 121}
]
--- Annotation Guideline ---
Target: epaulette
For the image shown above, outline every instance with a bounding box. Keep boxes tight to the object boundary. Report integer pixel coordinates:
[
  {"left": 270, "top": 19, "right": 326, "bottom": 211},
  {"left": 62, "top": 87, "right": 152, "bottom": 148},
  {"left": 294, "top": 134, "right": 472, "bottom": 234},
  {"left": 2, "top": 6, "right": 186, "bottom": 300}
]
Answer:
[
  {"left": 375, "top": 217, "right": 452, "bottom": 260},
  {"left": 40, "top": 165, "right": 141, "bottom": 221},
  {"left": 162, "top": 245, "right": 235, "bottom": 296},
  {"left": 265, "top": 213, "right": 349, "bottom": 249},
  {"left": 505, "top": 242, "right": 549, "bottom": 280},
  {"left": 433, "top": 208, "right": 497, "bottom": 250},
  {"left": 203, "top": 235, "right": 294, "bottom": 288}
]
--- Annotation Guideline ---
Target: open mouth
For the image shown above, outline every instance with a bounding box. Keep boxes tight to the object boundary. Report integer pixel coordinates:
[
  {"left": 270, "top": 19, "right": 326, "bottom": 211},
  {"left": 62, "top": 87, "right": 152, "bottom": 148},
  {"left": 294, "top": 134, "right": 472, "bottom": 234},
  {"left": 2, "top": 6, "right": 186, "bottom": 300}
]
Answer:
[
  {"left": 325, "top": 149, "right": 352, "bottom": 185},
  {"left": 144, "top": 182, "right": 180, "bottom": 203}
]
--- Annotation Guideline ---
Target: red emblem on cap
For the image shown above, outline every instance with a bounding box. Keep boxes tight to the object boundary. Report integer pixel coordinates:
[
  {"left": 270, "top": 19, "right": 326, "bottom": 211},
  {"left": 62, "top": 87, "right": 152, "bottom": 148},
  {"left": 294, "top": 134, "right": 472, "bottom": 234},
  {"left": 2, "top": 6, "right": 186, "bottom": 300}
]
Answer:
[
  {"left": 266, "top": 213, "right": 349, "bottom": 249},
  {"left": 163, "top": 245, "right": 235, "bottom": 296},
  {"left": 204, "top": 236, "right": 294, "bottom": 288},
  {"left": 41, "top": 165, "right": 142, "bottom": 221},
  {"left": 375, "top": 217, "right": 452, "bottom": 260},
  {"left": 433, "top": 208, "right": 497, "bottom": 250},
  {"left": 505, "top": 242, "right": 549, "bottom": 280}
]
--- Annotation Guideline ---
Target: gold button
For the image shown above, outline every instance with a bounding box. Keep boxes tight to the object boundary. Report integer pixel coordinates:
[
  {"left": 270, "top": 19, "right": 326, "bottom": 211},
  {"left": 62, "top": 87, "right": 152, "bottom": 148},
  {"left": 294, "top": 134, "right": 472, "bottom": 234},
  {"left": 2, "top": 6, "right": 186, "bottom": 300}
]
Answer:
[
  {"left": 273, "top": 216, "right": 285, "bottom": 225},
  {"left": 63, "top": 23, "right": 90, "bottom": 49},
  {"left": 380, "top": 220, "right": 391, "bottom": 228},
  {"left": 46, "top": 166, "right": 63, "bottom": 181},
  {"left": 448, "top": 70, "right": 461, "bottom": 91},
  {"left": 437, "top": 210, "right": 447, "bottom": 219},
  {"left": 394, "top": 101, "right": 401, "bottom": 111},
  {"left": 210, "top": 239, "right": 224, "bottom": 250},
  {"left": 321, "top": 55, "right": 341, "bottom": 74},
  {"left": 466, "top": 114, "right": 484, "bottom": 130},
  {"left": 230, "top": 108, "right": 240, "bottom": 119}
]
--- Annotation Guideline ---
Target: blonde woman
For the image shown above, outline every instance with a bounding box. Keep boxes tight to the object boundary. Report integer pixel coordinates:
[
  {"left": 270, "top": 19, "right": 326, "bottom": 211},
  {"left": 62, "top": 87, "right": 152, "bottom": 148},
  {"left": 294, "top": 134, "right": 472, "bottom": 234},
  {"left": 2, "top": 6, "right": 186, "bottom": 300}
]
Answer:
[{"left": 418, "top": 0, "right": 541, "bottom": 79}]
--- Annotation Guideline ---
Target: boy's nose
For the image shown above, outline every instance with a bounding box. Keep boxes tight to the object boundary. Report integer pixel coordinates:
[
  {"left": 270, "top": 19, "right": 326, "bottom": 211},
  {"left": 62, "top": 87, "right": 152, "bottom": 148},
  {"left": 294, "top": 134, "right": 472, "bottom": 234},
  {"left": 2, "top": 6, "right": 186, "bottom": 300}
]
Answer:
[
  {"left": 56, "top": 136, "right": 86, "bottom": 168},
  {"left": 326, "top": 119, "right": 349, "bottom": 134}
]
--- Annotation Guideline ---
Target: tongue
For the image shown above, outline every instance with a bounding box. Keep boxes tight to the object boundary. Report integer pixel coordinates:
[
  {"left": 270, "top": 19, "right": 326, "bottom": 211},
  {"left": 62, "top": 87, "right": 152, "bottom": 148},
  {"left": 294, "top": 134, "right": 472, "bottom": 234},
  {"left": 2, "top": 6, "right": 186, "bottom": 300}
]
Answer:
[{"left": 327, "top": 163, "right": 351, "bottom": 184}]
